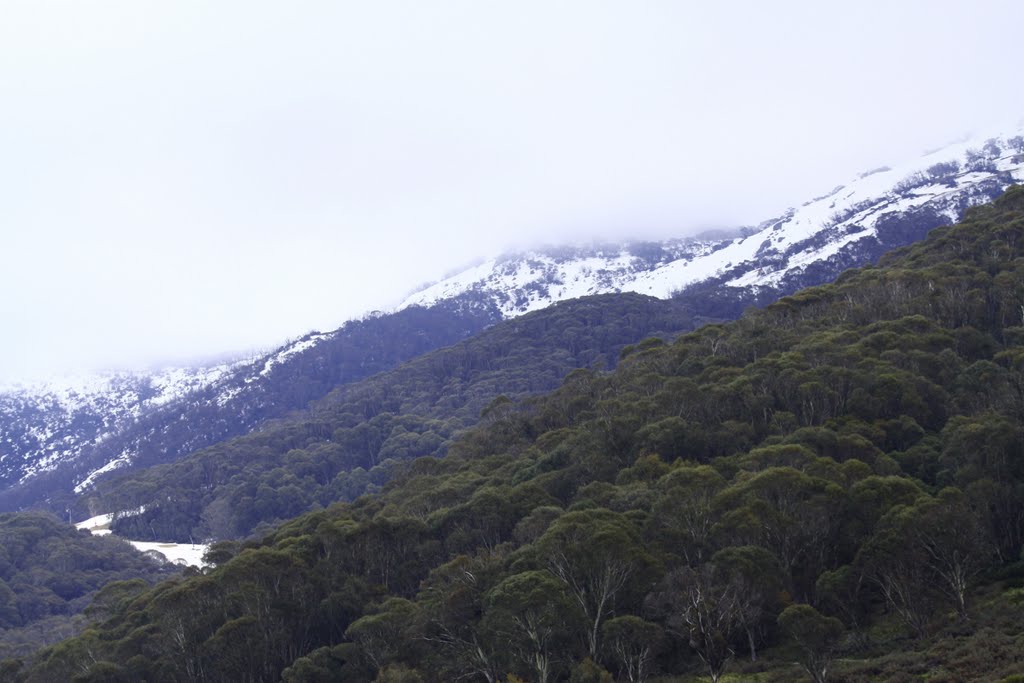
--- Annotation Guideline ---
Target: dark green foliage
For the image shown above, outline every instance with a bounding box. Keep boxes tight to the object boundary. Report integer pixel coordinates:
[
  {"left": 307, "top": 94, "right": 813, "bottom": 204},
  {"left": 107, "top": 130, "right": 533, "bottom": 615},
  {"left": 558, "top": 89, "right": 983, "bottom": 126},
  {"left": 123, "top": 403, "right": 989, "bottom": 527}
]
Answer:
[
  {"left": 600, "top": 616, "right": 660, "bottom": 682},
  {"left": 279, "top": 644, "right": 355, "bottom": 682},
  {"left": 485, "top": 570, "right": 579, "bottom": 682},
  {"left": 18, "top": 187, "right": 1024, "bottom": 682},
  {"left": 568, "top": 657, "right": 615, "bottom": 683},
  {"left": 777, "top": 604, "right": 844, "bottom": 683},
  {"left": 0, "top": 512, "right": 175, "bottom": 662}
]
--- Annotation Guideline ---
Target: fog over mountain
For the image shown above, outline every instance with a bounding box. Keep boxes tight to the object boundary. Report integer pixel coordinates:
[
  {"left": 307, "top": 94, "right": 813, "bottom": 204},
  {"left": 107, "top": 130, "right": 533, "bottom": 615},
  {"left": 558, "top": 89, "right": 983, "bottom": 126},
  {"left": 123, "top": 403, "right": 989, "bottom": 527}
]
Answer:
[{"left": 2, "top": 1, "right": 1023, "bottom": 381}]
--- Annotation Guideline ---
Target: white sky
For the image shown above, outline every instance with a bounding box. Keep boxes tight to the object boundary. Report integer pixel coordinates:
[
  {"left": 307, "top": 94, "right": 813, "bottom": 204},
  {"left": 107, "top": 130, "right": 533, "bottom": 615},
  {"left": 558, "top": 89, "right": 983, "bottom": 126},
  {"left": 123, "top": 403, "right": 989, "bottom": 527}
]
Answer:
[{"left": 2, "top": 1, "right": 1023, "bottom": 382}]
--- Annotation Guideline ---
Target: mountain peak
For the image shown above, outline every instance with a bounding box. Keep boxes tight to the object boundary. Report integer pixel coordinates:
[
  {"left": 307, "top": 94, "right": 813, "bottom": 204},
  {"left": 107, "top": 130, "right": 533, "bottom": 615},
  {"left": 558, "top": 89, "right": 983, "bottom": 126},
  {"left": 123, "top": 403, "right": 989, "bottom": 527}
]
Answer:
[{"left": 399, "top": 124, "right": 1024, "bottom": 319}]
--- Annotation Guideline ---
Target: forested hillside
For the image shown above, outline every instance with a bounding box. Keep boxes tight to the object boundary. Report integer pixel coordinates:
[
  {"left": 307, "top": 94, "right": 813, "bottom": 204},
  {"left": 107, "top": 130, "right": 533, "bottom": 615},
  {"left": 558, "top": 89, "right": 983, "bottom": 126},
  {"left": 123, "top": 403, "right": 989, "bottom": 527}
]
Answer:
[
  {"left": 10, "top": 187, "right": 1024, "bottom": 682},
  {"left": 89, "top": 295, "right": 695, "bottom": 542},
  {"left": 0, "top": 512, "right": 177, "bottom": 664}
]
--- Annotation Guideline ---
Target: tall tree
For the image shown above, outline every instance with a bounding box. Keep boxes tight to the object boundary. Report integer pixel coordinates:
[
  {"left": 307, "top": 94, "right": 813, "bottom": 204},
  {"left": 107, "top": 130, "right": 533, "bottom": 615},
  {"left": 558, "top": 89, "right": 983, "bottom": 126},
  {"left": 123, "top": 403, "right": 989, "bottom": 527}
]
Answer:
[
  {"left": 648, "top": 464, "right": 726, "bottom": 565},
  {"left": 777, "top": 604, "right": 845, "bottom": 683},
  {"left": 482, "top": 571, "right": 577, "bottom": 683},
  {"left": 536, "top": 509, "right": 655, "bottom": 660},
  {"left": 601, "top": 615, "right": 661, "bottom": 683},
  {"left": 646, "top": 564, "right": 742, "bottom": 683},
  {"left": 710, "top": 545, "right": 785, "bottom": 661},
  {"left": 416, "top": 553, "right": 505, "bottom": 683}
]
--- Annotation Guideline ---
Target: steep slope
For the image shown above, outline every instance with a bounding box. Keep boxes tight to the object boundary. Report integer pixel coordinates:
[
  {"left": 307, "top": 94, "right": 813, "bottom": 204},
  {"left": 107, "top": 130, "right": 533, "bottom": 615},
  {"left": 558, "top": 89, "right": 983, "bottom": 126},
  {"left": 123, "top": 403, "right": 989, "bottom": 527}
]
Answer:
[
  {"left": 0, "top": 302, "right": 500, "bottom": 514},
  {"left": 85, "top": 293, "right": 694, "bottom": 541},
  {"left": 0, "top": 362, "right": 246, "bottom": 492},
  {"left": 401, "top": 126, "right": 1024, "bottom": 317},
  {"left": 14, "top": 187, "right": 1024, "bottom": 683}
]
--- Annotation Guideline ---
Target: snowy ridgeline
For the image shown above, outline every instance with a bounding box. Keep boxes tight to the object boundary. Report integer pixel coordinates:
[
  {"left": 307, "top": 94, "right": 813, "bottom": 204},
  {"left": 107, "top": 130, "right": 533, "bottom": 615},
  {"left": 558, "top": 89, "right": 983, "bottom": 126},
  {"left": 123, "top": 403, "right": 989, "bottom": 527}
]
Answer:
[
  {"left": 400, "top": 125, "right": 1024, "bottom": 315},
  {"left": 0, "top": 361, "right": 243, "bottom": 486},
  {"left": 75, "top": 511, "right": 209, "bottom": 568},
  {"left": 0, "top": 331, "right": 340, "bottom": 494}
]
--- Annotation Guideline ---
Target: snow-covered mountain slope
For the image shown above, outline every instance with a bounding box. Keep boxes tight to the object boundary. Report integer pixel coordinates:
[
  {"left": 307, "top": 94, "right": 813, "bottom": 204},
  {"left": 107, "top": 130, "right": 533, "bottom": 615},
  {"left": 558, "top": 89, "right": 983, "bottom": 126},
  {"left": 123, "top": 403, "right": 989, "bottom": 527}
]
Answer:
[
  {"left": 0, "top": 303, "right": 497, "bottom": 513},
  {"left": 0, "top": 362, "right": 243, "bottom": 489},
  {"left": 401, "top": 126, "right": 1024, "bottom": 317},
  {"left": 0, "top": 344, "right": 308, "bottom": 497}
]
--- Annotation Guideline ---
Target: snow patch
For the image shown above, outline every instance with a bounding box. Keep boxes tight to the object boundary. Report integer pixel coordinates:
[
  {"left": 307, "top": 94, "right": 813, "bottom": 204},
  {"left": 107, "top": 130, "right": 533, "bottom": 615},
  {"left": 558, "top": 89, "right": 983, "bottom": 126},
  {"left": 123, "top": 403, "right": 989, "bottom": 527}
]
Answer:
[
  {"left": 75, "top": 512, "right": 115, "bottom": 533},
  {"left": 77, "top": 508, "right": 208, "bottom": 567},
  {"left": 74, "top": 454, "right": 131, "bottom": 493},
  {"left": 128, "top": 540, "right": 209, "bottom": 567},
  {"left": 249, "top": 333, "right": 332, "bottom": 381}
]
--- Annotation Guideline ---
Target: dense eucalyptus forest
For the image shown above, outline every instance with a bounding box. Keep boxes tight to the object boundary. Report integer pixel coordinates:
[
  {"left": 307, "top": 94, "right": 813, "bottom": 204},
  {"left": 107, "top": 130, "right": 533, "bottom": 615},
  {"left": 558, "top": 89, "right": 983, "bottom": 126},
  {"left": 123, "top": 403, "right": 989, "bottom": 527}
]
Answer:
[{"left": 5, "top": 188, "right": 1024, "bottom": 681}]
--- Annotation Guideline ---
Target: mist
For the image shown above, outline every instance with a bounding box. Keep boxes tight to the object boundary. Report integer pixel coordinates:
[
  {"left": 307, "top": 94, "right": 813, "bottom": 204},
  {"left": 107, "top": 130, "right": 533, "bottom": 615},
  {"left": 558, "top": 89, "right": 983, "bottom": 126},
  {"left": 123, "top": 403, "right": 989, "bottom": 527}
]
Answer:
[{"left": 2, "top": 1, "right": 1023, "bottom": 382}]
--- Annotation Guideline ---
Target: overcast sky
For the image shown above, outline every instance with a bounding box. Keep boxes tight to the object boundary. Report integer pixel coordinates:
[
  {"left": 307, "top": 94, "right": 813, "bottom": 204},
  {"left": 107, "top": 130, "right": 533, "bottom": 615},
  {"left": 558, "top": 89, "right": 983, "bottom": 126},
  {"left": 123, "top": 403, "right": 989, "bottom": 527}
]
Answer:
[{"left": 2, "top": 1, "right": 1023, "bottom": 383}]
